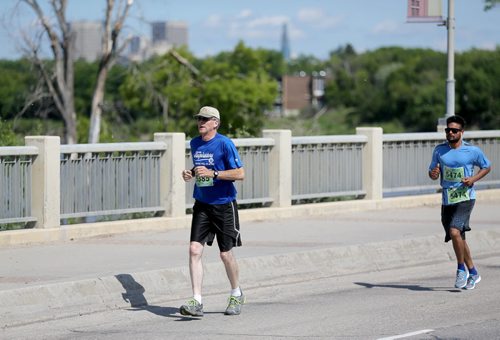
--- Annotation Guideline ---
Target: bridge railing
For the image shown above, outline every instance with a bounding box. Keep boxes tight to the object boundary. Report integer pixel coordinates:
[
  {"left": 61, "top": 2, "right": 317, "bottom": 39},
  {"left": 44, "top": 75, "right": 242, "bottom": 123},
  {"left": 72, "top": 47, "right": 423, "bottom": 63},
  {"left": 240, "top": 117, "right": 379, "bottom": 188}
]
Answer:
[
  {"left": 60, "top": 142, "right": 166, "bottom": 220},
  {"left": 383, "top": 131, "right": 500, "bottom": 196},
  {"left": 1, "top": 128, "right": 499, "bottom": 229},
  {"left": 0, "top": 146, "right": 38, "bottom": 225}
]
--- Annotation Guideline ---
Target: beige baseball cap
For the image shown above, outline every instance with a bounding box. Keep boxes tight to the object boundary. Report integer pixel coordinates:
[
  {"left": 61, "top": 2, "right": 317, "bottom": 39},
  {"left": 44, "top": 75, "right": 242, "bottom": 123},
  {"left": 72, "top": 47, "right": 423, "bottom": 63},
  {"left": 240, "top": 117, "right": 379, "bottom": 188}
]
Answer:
[{"left": 194, "top": 106, "right": 220, "bottom": 119}]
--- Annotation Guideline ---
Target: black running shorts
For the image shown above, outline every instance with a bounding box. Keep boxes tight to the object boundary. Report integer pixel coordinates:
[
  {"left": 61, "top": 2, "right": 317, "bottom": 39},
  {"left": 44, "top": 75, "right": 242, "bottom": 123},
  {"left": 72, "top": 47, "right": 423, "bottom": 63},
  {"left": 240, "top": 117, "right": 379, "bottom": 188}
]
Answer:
[
  {"left": 190, "top": 200, "right": 242, "bottom": 252},
  {"left": 441, "top": 199, "right": 475, "bottom": 243}
]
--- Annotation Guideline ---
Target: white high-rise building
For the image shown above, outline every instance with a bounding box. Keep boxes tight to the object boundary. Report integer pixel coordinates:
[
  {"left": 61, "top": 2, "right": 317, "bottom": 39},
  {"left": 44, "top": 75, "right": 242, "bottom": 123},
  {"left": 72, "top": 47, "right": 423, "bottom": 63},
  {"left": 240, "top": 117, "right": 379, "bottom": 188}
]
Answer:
[{"left": 70, "top": 21, "right": 103, "bottom": 62}]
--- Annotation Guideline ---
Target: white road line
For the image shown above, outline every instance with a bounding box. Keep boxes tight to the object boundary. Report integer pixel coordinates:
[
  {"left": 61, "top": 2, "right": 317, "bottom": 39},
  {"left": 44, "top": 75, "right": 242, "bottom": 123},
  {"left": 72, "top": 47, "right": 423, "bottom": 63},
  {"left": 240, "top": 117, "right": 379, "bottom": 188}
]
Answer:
[{"left": 377, "top": 329, "right": 434, "bottom": 340}]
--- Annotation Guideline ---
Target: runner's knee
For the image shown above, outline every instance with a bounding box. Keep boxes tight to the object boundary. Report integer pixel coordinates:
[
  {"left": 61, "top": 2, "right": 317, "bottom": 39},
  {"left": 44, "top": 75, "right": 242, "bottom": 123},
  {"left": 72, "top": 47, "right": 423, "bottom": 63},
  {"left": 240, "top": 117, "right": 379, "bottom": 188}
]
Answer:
[
  {"left": 189, "top": 242, "right": 204, "bottom": 257},
  {"left": 219, "top": 250, "right": 233, "bottom": 263}
]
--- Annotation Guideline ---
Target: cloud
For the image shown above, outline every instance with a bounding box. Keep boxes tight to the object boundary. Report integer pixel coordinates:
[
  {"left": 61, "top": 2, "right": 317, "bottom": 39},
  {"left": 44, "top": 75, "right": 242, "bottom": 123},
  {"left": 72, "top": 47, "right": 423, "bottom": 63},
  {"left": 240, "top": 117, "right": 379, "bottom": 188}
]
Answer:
[
  {"left": 247, "top": 15, "right": 289, "bottom": 28},
  {"left": 237, "top": 9, "right": 252, "bottom": 19},
  {"left": 371, "top": 20, "right": 400, "bottom": 34},
  {"left": 204, "top": 14, "right": 222, "bottom": 28},
  {"left": 296, "top": 7, "right": 343, "bottom": 28},
  {"left": 297, "top": 8, "right": 324, "bottom": 22},
  {"left": 227, "top": 14, "right": 290, "bottom": 40}
]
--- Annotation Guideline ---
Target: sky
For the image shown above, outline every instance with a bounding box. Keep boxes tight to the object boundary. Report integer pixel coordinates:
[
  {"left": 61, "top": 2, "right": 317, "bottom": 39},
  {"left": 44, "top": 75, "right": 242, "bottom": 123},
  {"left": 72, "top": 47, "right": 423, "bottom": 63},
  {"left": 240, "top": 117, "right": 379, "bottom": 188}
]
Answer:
[{"left": 0, "top": 0, "right": 499, "bottom": 60}]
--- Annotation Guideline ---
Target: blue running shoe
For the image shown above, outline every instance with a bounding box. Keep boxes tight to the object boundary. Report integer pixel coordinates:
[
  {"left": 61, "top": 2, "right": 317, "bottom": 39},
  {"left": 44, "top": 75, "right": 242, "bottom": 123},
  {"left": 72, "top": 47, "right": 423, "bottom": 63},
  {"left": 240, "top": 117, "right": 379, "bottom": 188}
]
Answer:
[
  {"left": 465, "top": 274, "right": 481, "bottom": 290},
  {"left": 455, "top": 269, "right": 468, "bottom": 288}
]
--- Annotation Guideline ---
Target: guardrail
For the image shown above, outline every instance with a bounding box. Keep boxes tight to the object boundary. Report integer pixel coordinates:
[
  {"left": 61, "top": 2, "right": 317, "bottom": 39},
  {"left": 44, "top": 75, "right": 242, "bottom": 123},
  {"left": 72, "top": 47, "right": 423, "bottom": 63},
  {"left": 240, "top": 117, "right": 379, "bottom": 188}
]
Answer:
[{"left": 1, "top": 128, "right": 499, "bottom": 229}]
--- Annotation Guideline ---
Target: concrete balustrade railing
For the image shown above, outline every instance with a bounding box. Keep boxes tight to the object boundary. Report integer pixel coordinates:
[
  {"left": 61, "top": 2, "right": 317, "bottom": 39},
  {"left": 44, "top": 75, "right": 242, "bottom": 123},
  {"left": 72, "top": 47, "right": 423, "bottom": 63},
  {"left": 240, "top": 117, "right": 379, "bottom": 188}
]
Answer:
[{"left": 1, "top": 128, "right": 499, "bottom": 241}]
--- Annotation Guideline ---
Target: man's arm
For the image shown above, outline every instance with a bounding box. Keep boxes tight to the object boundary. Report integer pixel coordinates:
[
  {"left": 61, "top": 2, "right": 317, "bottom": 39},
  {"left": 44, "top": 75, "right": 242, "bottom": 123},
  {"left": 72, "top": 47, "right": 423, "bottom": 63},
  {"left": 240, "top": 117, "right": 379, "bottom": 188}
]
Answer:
[
  {"left": 192, "top": 166, "right": 245, "bottom": 181},
  {"left": 462, "top": 166, "right": 491, "bottom": 187},
  {"left": 215, "top": 167, "right": 244, "bottom": 181}
]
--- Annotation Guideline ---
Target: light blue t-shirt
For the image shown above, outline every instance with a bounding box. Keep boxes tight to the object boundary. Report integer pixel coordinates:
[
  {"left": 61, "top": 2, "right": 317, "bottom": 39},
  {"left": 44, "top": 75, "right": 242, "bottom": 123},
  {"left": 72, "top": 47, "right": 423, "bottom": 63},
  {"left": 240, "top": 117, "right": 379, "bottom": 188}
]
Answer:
[
  {"left": 190, "top": 133, "right": 243, "bottom": 205},
  {"left": 429, "top": 141, "right": 491, "bottom": 205}
]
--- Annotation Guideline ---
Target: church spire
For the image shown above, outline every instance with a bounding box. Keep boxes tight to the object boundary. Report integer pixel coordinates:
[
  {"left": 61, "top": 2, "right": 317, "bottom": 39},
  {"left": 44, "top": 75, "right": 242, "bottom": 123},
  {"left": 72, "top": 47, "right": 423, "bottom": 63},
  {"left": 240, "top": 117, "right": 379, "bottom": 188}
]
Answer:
[{"left": 281, "top": 23, "right": 291, "bottom": 61}]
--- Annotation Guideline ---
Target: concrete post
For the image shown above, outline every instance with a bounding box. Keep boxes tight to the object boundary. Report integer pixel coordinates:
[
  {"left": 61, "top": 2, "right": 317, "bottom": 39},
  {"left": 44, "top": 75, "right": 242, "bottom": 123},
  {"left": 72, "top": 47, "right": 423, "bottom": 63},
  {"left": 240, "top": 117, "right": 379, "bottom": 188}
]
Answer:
[
  {"left": 263, "top": 129, "right": 292, "bottom": 207},
  {"left": 154, "top": 133, "right": 186, "bottom": 217},
  {"left": 356, "top": 127, "right": 383, "bottom": 200},
  {"left": 25, "top": 136, "right": 60, "bottom": 228}
]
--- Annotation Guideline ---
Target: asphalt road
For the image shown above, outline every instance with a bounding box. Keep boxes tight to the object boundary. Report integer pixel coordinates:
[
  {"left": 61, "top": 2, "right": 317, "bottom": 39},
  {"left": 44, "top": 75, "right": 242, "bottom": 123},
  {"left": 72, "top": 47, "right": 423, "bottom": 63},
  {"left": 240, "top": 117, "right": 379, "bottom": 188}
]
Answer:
[{"left": 3, "top": 253, "right": 500, "bottom": 340}]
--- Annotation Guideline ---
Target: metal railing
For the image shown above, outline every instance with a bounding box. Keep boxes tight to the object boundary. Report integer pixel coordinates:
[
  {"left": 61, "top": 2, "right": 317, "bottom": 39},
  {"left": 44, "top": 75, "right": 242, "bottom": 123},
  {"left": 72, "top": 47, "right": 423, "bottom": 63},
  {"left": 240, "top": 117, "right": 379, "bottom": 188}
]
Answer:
[
  {"left": 185, "top": 138, "right": 275, "bottom": 207},
  {"left": 60, "top": 142, "right": 166, "bottom": 220},
  {"left": 383, "top": 131, "right": 500, "bottom": 197},
  {"left": 1, "top": 129, "right": 499, "bottom": 229},
  {"left": 291, "top": 135, "right": 367, "bottom": 200},
  {"left": 0, "top": 146, "right": 38, "bottom": 225}
]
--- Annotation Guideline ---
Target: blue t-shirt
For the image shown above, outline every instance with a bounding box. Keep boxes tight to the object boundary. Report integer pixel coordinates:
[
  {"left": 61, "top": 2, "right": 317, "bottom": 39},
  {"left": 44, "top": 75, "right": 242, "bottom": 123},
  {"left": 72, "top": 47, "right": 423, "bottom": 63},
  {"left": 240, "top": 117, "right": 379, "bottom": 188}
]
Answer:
[
  {"left": 429, "top": 141, "right": 491, "bottom": 205},
  {"left": 190, "top": 133, "right": 243, "bottom": 204}
]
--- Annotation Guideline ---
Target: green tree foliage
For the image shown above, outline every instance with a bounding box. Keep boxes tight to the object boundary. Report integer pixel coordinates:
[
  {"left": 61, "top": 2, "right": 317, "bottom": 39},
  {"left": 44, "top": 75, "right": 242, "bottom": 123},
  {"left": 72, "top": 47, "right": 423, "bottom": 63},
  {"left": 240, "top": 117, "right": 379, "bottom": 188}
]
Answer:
[
  {"left": 0, "top": 120, "right": 22, "bottom": 146},
  {"left": 323, "top": 46, "right": 499, "bottom": 131},
  {"left": 119, "top": 47, "right": 202, "bottom": 136},
  {"left": 120, "top": 42, "right": 278, "bottom": 138},
  {"left": 198, "top": 42, "right": 278, "bottom": 137},
  {"left": 287, "top": 54, "right": 326, "bottom": 75},
  {"left": 456, "top": 48, "right": 500, "bottom": 128},
  {"left": 484, "top": 0, "right": 500, "bottom": 10},
  {"left": 0, "top": 59, "right": 36, "bottom": 120},
  {"left": 0, "top": 44, "right": 498, "bottom": 140}
]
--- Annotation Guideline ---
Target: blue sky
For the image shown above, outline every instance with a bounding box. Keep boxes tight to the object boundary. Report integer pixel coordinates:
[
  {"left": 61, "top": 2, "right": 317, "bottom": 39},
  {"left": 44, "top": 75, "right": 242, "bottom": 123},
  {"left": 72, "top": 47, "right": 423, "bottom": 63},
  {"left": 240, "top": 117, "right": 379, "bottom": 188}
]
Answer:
[{"left": 0, "top": 0, "right": 499, "bottom": 60}]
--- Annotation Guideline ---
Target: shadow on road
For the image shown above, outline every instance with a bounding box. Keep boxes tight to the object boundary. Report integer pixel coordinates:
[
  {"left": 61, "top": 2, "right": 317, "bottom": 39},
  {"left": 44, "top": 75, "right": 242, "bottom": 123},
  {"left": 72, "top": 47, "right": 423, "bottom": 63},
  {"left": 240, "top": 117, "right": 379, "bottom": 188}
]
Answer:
[
  {"left": 354, "top": 281, "right": 460, "bottom": 293},
  {"left": 115, "top": 273, "right": 202, "bottom": 321}
]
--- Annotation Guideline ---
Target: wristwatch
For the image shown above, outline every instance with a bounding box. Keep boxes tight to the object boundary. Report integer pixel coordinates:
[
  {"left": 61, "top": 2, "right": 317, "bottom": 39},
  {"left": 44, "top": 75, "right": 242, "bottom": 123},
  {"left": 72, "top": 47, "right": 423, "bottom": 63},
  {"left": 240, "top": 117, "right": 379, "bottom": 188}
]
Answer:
[{"left": 213, "top": 170, "right": 219, "bottom": 179}]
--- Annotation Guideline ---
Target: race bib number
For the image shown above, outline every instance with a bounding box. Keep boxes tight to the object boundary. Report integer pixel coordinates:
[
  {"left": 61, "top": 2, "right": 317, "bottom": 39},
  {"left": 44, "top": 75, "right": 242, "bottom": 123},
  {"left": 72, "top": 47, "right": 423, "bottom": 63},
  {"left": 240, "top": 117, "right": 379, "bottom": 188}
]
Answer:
[
  {"left": 443, "top": 166, "right": 465, "bottom": 182},
  {"left": 447, "top": 187, "right": 470, "bottom": 204},
  {"left": 195, "top": 176, "right": 213, "bottom": 187}
]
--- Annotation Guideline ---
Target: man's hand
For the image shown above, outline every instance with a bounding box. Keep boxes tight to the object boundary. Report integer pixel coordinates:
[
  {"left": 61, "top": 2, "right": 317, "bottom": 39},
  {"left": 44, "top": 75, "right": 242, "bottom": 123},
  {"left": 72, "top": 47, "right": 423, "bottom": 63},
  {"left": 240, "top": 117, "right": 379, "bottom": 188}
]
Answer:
[
  {"left": 182, "top": 169, "right": 194, "bottom": 182},
  {"left": 462, "top": 177, "right": 474, "bottom": 187},
  {"left": 462, "top": 167, "right": 491, "bottom": 187},
  {"left": 192, "top": 166, "right": 215, "bottom": 178},
  {"left": 429, "top": 163, "right": 440, "bottom": 180}
]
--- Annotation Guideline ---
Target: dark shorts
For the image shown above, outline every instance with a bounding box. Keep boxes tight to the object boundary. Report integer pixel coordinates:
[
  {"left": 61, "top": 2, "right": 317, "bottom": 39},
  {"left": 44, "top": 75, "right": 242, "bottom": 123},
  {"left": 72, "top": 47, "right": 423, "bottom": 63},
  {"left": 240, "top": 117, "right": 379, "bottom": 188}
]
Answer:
[
  {"left": 190, "top": 200, "right": 242, "bottom": 252},
  {"left": 441, "top": 199, "right": 475, "bottom": 243}
]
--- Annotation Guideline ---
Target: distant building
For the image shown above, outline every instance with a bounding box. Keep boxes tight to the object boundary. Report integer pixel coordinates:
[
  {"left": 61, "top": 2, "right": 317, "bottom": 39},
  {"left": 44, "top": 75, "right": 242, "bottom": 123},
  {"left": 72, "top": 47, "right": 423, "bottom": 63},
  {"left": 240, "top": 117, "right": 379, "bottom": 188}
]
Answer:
[
  {"left": 281, "top": 23, "right": 291, "bottom": 62},
  {"left": 127, "top": 21, "right": 188, "bottom": 62},
  {"left": 128, "top": 35, "right": 152, "bottom": 62},
  {"left": 70, "top": 21, "right": 103, "bottom": 62},
  {"left": 129, "top": 36, "right": 142, "bottom": 55},
  {"left": 151, "top": 21, "right": 188, "bottom": 48},
  {"left": 166, "top": 21, "right": 189, "bottom": 47},
  {"left": 280, "top": 72, "right": 327, "bottom": 117}
]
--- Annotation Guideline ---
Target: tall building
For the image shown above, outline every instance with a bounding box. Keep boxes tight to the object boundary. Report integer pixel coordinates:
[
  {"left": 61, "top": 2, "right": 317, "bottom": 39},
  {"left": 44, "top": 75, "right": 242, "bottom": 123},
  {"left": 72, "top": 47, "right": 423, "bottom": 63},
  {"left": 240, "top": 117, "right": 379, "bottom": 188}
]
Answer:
[
  {"left": 151, "top": 21, "right": 188, "bottom": 47},
  {"left": 281, "top": 23, "right": 291, "bottom": 62},
  {"left": 70, "top": 21, "right": 103, "bottom": 62},
  {"left": 151, "top": 22, "right": 167, "bottom": 43}
]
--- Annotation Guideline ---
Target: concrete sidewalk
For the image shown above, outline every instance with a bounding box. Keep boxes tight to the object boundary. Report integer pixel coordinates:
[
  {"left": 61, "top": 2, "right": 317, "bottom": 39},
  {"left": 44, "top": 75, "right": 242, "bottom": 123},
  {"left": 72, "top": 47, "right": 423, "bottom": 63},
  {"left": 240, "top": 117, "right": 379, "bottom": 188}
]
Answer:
[{"left": 1, "top": 194, "right": 500, "bottom": 327}]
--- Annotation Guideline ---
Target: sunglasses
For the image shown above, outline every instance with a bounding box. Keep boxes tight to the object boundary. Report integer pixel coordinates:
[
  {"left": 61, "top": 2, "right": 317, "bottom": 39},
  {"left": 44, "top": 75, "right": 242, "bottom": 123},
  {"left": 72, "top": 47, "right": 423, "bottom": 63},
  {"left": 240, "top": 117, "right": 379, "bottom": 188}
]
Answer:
[
  {"left": 445, "top": 127, "right": 462, "bottom": 134},
  {"left": 196, "top": 116, "right": 213, "bottom": 122}
]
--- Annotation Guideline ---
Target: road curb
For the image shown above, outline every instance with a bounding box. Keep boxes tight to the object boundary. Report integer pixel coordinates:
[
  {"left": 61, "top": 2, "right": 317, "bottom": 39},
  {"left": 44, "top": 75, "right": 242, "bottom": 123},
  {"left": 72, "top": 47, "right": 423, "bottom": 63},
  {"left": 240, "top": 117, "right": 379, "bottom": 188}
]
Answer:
[{"left": 2, "top": 229, "right": 499, "bottom": 328}]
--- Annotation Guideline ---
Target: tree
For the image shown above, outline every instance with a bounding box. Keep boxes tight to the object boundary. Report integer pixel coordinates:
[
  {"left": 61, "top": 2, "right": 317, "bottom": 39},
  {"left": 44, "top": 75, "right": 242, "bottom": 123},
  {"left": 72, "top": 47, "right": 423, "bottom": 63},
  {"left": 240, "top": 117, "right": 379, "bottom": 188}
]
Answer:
[
  {"left": 18, "top": 0, "right": 133, "bottom": 144},
  {"left": 120, "top": 43, "right": 278, "bottom": 138},
  {"left": 19, "top": 0, "right": 77, "bottom": 144},
  {"left": 484, "top": 0, "right": 500, "bottom": 10},
  {"left": 119, "top": 47, "right": 201, "bottom": 135},
  {"left": 87, "top": 0, "right": 133, "bottom": 144}
]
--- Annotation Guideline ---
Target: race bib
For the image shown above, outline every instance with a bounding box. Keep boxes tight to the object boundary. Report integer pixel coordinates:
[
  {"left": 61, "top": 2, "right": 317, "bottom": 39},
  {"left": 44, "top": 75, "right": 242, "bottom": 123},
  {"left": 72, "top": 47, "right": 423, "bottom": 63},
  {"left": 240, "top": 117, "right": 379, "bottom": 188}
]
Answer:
[
  {"left": 443, "top": 166, "right": 465, "bottom": 183},
  {"left": 447, "top": 187, "right": 470, "bottom": 204},
  {"left": 195, "top": 176, "right": 214, "bottom": 187}
]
